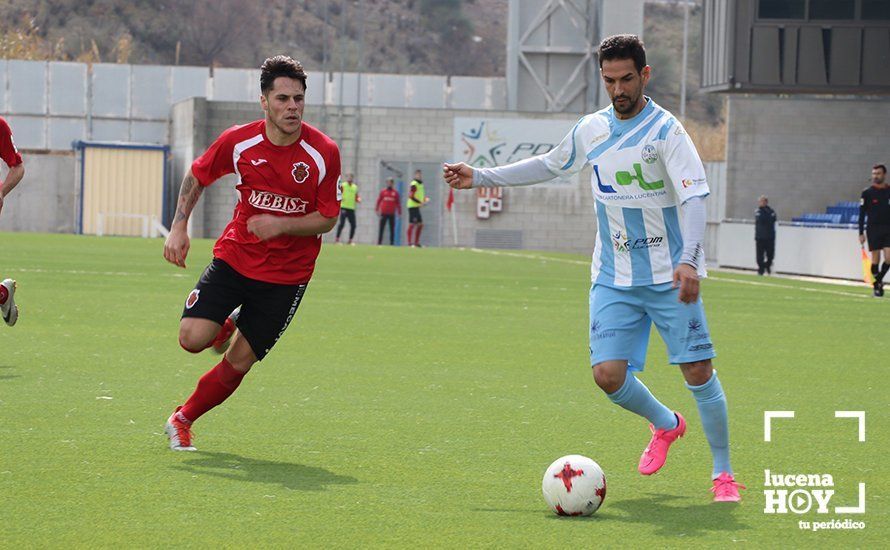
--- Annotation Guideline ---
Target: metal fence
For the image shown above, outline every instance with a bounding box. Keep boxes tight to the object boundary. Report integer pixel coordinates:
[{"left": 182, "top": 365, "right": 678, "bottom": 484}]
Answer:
[{"left": 0, "top": 59, "right": 507, "bottom": 151}]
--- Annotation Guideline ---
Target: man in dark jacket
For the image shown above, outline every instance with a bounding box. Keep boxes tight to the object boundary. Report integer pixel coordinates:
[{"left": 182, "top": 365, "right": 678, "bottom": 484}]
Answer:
[
  {"left": 755, "top": 195, "right": 777, "bottom": 275},
  {"left": 859, "top": 164, "right": 890, "bottom": 297}
]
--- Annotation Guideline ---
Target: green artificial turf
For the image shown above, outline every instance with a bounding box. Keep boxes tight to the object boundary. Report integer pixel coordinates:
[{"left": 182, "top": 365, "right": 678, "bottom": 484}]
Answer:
[{"left": 0, "top": 233, "right": 885, "bottom": 547}]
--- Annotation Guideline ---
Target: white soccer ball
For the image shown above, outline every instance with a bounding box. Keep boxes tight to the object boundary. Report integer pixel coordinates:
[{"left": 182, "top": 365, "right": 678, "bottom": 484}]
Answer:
[{"left": 542, "top": 455, "right": 606, "bottom": 516}]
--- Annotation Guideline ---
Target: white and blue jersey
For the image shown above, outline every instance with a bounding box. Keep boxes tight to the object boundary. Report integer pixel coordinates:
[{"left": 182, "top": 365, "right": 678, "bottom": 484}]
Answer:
[
  {"left": 471, "top": 97, "right": 715, "bottom": 368},
  {"left": 542, "top": 98, "right": 709, "bottom": 287},
  {"left": 471, "top": 98, "right": 714, "bottom": 368}
]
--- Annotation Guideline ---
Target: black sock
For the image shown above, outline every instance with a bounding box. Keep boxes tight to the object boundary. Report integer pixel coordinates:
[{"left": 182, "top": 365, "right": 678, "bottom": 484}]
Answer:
[
  {"left": 879, "top": 262, "right": 890, "bottom": 283},
  {"left": 871, "top": 264, "right": 879, "bottom": 278}
]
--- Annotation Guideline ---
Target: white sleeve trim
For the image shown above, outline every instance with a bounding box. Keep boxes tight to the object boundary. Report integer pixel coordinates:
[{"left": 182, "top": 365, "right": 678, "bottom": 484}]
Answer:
[{"left": 300, "top": 140, "right": 326, "bottom": 186}]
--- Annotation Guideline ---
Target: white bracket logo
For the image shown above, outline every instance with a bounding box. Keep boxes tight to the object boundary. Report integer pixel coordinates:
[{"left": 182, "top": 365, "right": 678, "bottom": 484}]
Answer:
[
  {"left": 762, "top": 410, "right": 866, "bottom": 515},
  {"left": 763, "top": 410, "right": 795, "bottom": 442}
]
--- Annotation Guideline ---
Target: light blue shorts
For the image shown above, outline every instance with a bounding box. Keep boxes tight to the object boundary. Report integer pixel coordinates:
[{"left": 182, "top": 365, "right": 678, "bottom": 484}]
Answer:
[{"left": 589, "top": 282, "right": 716, "bottom": 371}]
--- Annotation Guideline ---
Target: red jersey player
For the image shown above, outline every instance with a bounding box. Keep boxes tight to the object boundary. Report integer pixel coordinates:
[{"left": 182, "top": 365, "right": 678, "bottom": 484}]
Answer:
[
  {"left": 375, "top": 177, "right": 400, "bottom": 245},
  {"left": 162, "top": 56, "right": 341, "bottom": 451},
  {"left": 0, "top": 116, "right": 25, "bottom": 327}
]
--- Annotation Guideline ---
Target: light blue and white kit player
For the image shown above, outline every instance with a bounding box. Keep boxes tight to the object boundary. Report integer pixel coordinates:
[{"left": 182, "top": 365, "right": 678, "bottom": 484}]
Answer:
[
  {"left": 472, "top": 97, "right": 714, "bottom": 372},
  {"left": 445, "top": 32, "right": 742, "bottom": 502},
  {"left": 451, "top": 95, "right": 743, "bottom": 492}
]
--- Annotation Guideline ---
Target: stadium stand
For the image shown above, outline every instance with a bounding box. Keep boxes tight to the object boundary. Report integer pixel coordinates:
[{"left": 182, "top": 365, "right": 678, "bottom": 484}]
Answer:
[{"left": 791, "top": 201, "right": 859, "bottom": 227}]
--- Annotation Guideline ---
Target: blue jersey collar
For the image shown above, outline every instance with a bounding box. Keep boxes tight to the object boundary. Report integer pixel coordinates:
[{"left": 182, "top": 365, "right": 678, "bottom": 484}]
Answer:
[{"left": 609, "top": 97, "right": 655, "bottom": 130}]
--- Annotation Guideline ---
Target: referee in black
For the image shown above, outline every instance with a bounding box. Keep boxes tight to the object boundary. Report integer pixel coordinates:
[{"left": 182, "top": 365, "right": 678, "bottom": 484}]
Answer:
[{"left": 859, "top": 164, "right": 890, "bottom": 297}]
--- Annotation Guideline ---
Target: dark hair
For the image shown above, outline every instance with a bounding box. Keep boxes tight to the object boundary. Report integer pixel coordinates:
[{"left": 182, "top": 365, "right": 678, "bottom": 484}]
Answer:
[
  {"left": 597, "top": 34, "right": 646, "bottom": 72},
  {"left": 874, "top": 164, "right": 887, "bottom": 174},
  {"left": 260, "top": 55, "right": 307, "bottom": 94}
]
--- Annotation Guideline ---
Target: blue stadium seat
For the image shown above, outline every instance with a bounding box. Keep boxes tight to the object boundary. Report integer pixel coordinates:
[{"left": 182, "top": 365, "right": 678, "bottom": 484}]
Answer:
[{"left": 793, "top": 201, "right": 860, "bottom": 227}]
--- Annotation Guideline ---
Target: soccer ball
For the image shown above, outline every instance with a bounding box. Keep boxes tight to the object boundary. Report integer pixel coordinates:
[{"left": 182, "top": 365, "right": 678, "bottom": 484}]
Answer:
[{"left": 542, "top": 455, "right": 606, "bottom": 516}]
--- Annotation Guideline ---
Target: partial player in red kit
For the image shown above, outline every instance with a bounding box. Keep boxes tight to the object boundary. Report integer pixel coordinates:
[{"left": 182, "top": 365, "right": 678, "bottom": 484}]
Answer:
[
  {"left": 0, "top": 116, "right": 26, "bottom": 327},
  {"left": 162, "top": 56, "right": 341, "bottom": 451}
]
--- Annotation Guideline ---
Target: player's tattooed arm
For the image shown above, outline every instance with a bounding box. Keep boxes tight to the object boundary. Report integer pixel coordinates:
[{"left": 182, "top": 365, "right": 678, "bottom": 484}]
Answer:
[
  {"left": 172, "top": 170, "right": 203, "bottom": 227},
  {"left": 164, "top": 170, "right": 202, "bottom": 268}
]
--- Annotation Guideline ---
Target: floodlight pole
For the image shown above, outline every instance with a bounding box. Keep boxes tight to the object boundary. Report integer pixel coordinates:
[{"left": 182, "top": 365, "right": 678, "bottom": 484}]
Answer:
[
  {"left": 680, "top": 0, "right": 689, "bottom": 120},
  {"left": 353, "top": 0, "right": 364, "bottom": 179},
  {"left": 321, "top": 0, "right": 329, "bottom": 130}
]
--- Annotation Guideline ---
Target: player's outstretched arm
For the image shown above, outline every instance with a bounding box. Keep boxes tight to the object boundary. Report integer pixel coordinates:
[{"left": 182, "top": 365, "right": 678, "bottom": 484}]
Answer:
[
  {"left": 164, "top": 169, "right": 203, "bottom": 268},
  {"left": 247, "top": 211, "right": 337, "bottom": 241},
  {"left": 443, "top": 162, "right": 474, "bottom": 189},
  {"left": 445, "top": 153, "right": 564, "bottom": 190},
  {"left": 444, "top": 119, "right": 587, "bottom": 190}
]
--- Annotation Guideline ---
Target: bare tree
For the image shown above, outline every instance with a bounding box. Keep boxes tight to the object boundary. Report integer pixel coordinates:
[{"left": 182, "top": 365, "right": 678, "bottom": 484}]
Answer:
[{"left": 172, "top": 0, "right": 263, "bottom": 67}]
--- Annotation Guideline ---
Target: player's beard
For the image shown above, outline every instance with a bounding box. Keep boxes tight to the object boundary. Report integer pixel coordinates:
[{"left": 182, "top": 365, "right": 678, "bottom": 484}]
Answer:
[{"left": 612, "top": 91, "right": 641, "bottom": 116}]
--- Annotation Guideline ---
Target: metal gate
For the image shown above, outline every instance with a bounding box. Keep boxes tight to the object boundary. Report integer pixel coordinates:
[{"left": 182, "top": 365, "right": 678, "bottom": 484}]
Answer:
[{"left": 76, "top": 142, "right": 169, "bottom": 236}]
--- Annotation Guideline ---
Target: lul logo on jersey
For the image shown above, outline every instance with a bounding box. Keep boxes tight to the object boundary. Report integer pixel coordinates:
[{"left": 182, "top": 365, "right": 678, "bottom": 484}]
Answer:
[
  {"left": 292, "top": 162, "right": 310, "bottom": 184},
  {"left": 594, "top": 163, "right": 664, "bottom": 193},
  {"left": 641, "top": 144, "right": 658, "bottom": 164},
  {"left": 616, "top": 163, "right": 664, "bottom": 190},
  {"left": 248, "top": 189, "right": 308, "bottom": 214}
]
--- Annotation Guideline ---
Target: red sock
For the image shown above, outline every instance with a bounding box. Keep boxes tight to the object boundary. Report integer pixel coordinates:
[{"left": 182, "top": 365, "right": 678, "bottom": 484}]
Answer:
[
  {"left": 407, "top": 224, "right": 416, "bottom": 245},
  {"left": 178, "top": 357, "right": 246, "bottom": 423},
  {"left": 0, "top": 285, "right": 7, "bottom": 305},
  {"left": 415, "top": 225, "right": 423, "bottom": 244}
]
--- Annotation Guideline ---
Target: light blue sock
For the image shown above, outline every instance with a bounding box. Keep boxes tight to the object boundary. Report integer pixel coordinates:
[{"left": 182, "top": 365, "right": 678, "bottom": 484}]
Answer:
[
  {"left": 687, "top": 371, "right": 732, "bottom": 478},
  {"left": 607, "top": 371, "right": 677, "bottom": 430}
]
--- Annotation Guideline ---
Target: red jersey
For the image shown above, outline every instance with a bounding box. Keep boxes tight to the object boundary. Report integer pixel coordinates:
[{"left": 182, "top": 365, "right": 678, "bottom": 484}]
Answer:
[
  {"left": 376, "top": 187, "right": 401, "bottom": 215},
  {"left": 191, "top": 120, "right": 341, "bottom": 285},
  {"left": 0, "top": 117, "right": 23, "bottom": 168}
]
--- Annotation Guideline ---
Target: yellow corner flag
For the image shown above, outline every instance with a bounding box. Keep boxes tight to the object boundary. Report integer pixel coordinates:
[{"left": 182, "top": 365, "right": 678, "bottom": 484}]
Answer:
[{"left": 861, "top": 247, "right": 873, "bottom": 284}]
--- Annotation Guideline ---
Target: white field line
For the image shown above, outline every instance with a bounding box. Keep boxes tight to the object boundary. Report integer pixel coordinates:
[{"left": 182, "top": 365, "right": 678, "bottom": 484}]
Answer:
[
  {"left": 467, "top": 247, "right": 589, "bottom": 266},
  {"left": 706, "top": 276, "right": 870, "bottom": 299},
  {"left": 467, "top": 248, "right": 872, "bottom": 300},
  {"left": 5, "top": 250, "right": 876, "bottom": 300},
  {"left": 6, "top": 267, "right": 190, "bottom": 278}
]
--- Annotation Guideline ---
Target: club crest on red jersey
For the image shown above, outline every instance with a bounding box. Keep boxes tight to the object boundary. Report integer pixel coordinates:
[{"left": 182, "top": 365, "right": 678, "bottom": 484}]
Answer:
[
  {"left": 186, "top": 289, "right": 200, "bottom": 309},
  {"left": 292, "top": 162, "right": 310, "bottom": 184}
]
